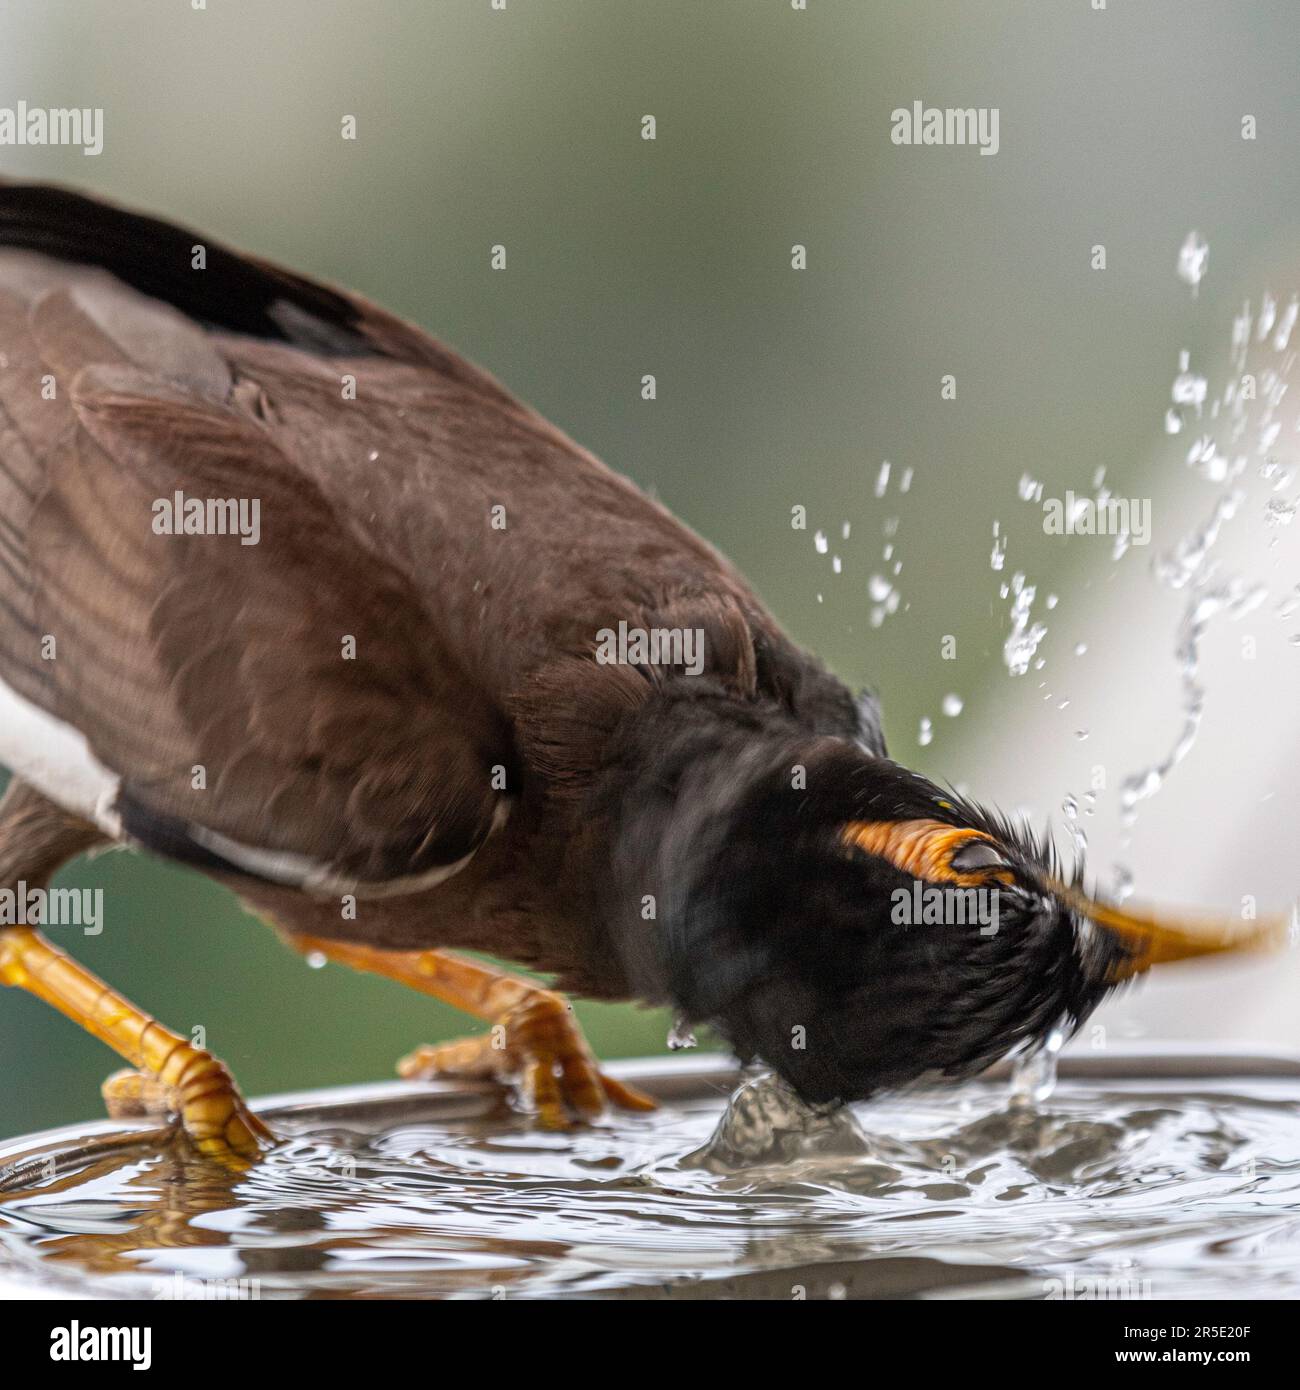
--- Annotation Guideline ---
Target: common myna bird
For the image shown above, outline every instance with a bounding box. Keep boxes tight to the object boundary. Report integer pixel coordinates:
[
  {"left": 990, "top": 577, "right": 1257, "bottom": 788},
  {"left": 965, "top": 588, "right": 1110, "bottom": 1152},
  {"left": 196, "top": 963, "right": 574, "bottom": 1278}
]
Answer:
[{"left": 0, "top": 185, "right": 1279, "bottom": 1163}]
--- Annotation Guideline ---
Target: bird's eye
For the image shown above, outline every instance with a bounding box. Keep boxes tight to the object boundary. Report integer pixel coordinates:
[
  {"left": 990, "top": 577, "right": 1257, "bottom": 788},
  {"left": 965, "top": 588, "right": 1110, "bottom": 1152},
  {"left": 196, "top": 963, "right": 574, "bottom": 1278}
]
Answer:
[{"left": 950, "top": 840, "right": 1007, "bottom": 873}]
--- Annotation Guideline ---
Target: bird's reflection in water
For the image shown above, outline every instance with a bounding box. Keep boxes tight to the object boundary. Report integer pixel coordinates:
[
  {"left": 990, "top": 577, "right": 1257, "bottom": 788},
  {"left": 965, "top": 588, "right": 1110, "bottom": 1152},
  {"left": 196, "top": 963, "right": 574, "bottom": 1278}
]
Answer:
[{"left": 1, "top": 1135, "right": 244, "bottom": 1283}]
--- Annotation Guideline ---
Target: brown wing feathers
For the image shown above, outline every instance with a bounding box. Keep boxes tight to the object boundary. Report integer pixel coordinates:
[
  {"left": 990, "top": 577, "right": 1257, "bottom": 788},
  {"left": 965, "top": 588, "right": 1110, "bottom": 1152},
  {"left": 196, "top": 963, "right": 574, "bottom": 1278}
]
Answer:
[
  {"left": 0, "top": 189, "right": 509, "bottom": 892},
  {"left": 0, "top": 181, "right": 880, "bottom": 906}
]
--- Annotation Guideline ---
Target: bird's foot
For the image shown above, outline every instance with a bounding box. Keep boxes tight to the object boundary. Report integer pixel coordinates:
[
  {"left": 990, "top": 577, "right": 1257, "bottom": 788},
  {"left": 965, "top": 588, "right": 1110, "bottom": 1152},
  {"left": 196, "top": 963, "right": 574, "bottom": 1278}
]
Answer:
[
  {"left": 397, "top": 991, "right": 656, "bottom": 1130},
  {"left": 102, "top": 1055, "right": 275, "bottom": 1170}
]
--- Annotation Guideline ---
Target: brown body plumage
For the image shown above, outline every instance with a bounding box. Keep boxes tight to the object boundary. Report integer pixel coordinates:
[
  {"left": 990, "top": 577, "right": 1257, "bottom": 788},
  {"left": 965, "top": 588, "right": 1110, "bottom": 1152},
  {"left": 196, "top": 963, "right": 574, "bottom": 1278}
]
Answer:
[{"left": 0, "top": 184, "right": 861, "bottom": 998}]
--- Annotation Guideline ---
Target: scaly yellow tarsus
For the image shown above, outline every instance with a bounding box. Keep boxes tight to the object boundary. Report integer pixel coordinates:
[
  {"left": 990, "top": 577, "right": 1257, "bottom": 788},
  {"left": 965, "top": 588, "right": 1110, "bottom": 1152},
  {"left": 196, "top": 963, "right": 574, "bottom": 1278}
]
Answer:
[
  {"left": 0, "top": 926, "right": 273, "bottom": 1168},
  {"left": 292, "top": 935, "right": 656, "bottom": 1129}
]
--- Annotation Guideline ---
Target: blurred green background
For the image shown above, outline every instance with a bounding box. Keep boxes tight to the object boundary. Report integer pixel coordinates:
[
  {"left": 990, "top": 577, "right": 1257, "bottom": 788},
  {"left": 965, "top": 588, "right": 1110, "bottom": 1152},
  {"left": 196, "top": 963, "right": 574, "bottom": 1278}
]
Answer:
[{"left": 3, "top": 0, "right": 1300, "bottom": 1138}]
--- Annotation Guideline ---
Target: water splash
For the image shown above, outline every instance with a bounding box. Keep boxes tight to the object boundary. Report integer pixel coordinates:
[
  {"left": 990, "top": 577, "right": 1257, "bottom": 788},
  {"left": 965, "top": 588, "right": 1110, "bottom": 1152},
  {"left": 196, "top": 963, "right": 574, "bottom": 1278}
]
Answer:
[
  {"left": 1008, "top": 1027, "right": 1065, "bottom": 1107},
  {"left": 1002, "top": 573, "right": 1048, "bottom": 676},
  {"left": 1118, "top": 575, "right": 1265, "bottom": 824},
  {"left": 681, "top": 1071, "right": 870, "bottom": 1170},
  {"left": 1117, "top": 252, "right": 1298, "bottom": 832}
]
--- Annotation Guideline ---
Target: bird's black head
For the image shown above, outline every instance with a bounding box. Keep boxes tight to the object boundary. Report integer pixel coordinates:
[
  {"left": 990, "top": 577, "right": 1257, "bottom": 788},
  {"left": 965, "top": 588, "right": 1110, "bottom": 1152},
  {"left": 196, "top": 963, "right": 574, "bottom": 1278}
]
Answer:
[{"left": 638, "top": 737, "right": 1276, "bottom": 1107}]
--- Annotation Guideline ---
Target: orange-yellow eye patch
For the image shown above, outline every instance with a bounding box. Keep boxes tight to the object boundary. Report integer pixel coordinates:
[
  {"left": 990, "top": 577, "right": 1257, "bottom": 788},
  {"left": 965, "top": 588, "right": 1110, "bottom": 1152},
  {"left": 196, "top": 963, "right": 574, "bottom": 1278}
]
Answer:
[{"left": 841, "top": 818, "right": 1014, "bottom": 887}]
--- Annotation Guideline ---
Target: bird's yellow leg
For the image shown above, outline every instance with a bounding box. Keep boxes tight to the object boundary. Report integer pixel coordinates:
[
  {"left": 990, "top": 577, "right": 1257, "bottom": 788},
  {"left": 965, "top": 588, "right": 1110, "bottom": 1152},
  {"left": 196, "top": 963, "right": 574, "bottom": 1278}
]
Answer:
[
  {"left": 289, "top": 936, "right": 655, "bottom": 1129},
  {"left": 0, "top": 926, "right": 273, "bottom": 1167}
]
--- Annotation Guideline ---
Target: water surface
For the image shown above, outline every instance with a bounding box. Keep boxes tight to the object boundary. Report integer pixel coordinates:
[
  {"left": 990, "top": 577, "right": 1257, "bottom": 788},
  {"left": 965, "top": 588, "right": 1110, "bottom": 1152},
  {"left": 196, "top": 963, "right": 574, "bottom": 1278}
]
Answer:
[{"left": 3, "top": 1067, "right": 1298, "bottom": 1299}]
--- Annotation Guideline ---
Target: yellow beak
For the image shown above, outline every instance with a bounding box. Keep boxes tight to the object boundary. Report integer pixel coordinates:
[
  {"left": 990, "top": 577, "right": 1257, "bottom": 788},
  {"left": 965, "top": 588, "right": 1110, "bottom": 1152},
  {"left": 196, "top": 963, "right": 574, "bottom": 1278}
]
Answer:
[{"left": 1051, "top": 882, "right": 1291, "bottom": 982}]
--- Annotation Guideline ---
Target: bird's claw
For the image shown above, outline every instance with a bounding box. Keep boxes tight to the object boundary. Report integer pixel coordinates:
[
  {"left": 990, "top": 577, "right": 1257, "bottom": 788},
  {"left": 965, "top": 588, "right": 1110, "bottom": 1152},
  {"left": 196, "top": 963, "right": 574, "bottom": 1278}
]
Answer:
[
  {"left": 397, "top": 992, "right": 656, "bottom": 1129},
  {"left": 102, "top": 1061, "right": 276, "bottom": 1170}
]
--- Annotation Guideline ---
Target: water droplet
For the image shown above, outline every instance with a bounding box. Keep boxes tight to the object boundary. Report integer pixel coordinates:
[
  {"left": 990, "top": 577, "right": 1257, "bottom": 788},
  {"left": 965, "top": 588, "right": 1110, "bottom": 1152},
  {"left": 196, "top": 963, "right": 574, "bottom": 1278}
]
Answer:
[
  {"left": 1172, "top": 368, "right": 1208, "bottom": 410},
  {"left": 918, "top": 716, "right": 934, "bottom": 747},
  {"left": 1273, "top": 296, "right": 1298, "bottom": 351},
  {"left": 306, "top": 951, "right": 328, "bottom": 971},
  {"left": 875, "top": 461, "right": 891, "bottom": 498},
  {"left": 813, "top": 530, "right": 828, "bottom": 554},
  {"left": 1009, "top": 1027, "right": 1064, "bottom": 1107},
  {"left": 1187, "top": 435, "right": 1226, "bottom": 481},
  {"left": 1062, "top": 794, "right": 1087, "bottom": 860},
  {"left": 1003, "top": 573, "right": 1047, "bottom": 677},
  {"left": 941, "top": 693, "right": 963, "bottom": 717},
  {"left": 1177, "top": 230, "right": 1209, "bottom": 294},
  {"left": 1074, "top": 641, "right": 1088, "bottom": 656},
  {"left": 990, "top": 523, "right": 1007, "bottom": 572},
  {"left": 1112, "top": 865, "right": 1135, "bottom": 903}
]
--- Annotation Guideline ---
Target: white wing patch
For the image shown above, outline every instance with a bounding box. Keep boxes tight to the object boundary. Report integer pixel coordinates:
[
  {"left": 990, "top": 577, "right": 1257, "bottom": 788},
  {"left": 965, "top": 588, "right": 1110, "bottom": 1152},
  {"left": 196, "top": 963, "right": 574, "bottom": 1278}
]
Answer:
[
  {"left": 0, "top": 672, "right": 122, "bottom": 835},
  {"left": 0, "top": 670, "right": 509, "bottom": 896},
  {"left": 187, "top": 798, "right": 512, "bottom": 898}
]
